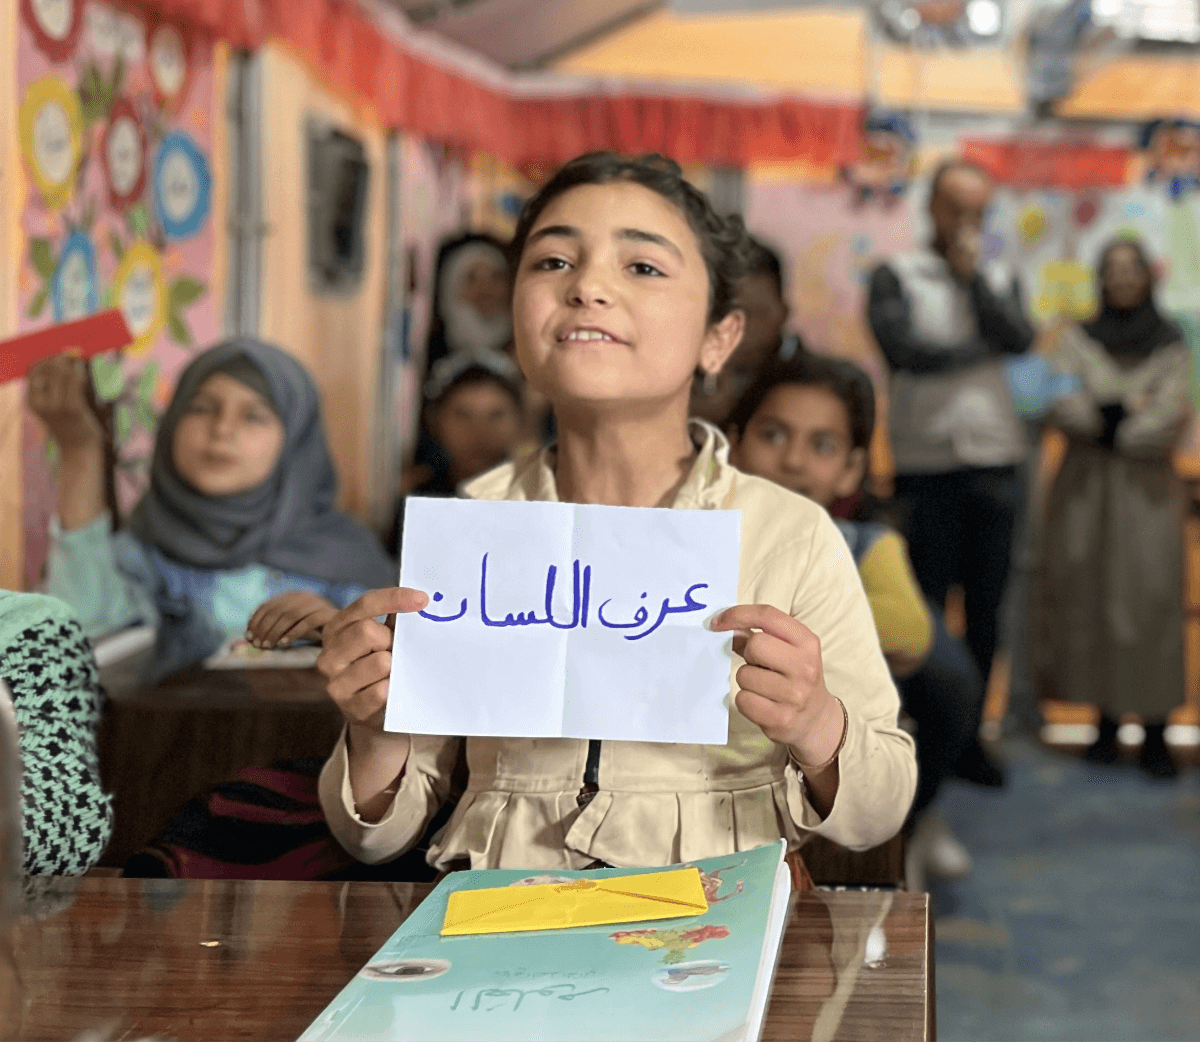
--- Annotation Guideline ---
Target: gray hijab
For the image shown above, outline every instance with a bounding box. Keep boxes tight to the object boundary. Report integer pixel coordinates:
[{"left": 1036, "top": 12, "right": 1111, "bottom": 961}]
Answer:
[{"left": 129, "top": 338, "right": 393, "bottom": 589}]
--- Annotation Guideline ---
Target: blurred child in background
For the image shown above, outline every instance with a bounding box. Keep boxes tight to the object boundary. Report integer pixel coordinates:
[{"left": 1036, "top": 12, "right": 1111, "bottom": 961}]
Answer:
[
  {"left": 27, "top": 339, "right": 392, "bottom": 676},
  {"left": 728, "top": 352, "right": 983, "bottom": 889},
  {"left": 387, "top": 353, "right": 525, "bottom": 556}
]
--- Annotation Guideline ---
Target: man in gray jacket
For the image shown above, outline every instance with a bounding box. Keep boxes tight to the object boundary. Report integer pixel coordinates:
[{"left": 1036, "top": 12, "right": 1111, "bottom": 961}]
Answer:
[{"left": 868, "top": 159, "right": 1035, "bottom": 787}]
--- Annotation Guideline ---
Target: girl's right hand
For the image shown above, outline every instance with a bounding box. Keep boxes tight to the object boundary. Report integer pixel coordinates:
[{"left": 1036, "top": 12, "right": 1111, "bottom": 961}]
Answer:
[
  {"left": 26, "top": 355, "right": 105, "bottom": 451},
  {"left": 317, "top": 587, "right": 430, "bottom": 730}
]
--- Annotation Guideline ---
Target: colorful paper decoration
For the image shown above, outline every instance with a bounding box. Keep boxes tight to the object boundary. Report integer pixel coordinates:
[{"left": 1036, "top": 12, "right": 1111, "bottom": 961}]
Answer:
[
  {"left": 21, "top": 0, "right": 84, "bottom": 63},
  {"left": 86, "top": 3, "right": 146, "bottom": 65},
  {"left": 1018, "top": 206, "right": 1046, "bottom": 246},
  {"left": 153, "top": 132, "right": 211, "bottom": 241},
  {"left": 52, "top": 230, "right": 98, "bottom": 322},
  {"left": 1074, "top": 197, "right": 1099, "bottom": 228},
  {"left": 0, "top": 310, "right": 132, "bottom": 385},
  {"left": 113, "top": 241, "right": 167, "bottom": 357},
  {"left": 147, "top": 21, "right": 191, "bottom": 110},
  {"left": 102, "top": 98, "right": 147, "bottom": 210},
  {"left": 19, "top": 77, "right": 83, "bottom": 211}
]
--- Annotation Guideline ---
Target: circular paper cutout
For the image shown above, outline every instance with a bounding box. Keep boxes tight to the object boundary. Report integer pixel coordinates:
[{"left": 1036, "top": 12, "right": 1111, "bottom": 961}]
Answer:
[
  {"left": 22, "top": 0, "right": 83, "bottom": 61},
  {"left": 114, "top": 241, "right": 166, "bottom": 357},
  {"left": 1018, "top": 207, "right": 1045, "bottom": 246},
  {"left": 52, "top": 231, "right": 98, "bottom": 322},
  {"left": 154, "top": 132, "right": 211, "bottom": 240},
  {"left": 147, "top": 22, "right": 190, "bottom": 109},
  {"left": 102, "top": 98, "right": 146, "bottom": 209},
  {"left": 19, "top": 77, "right": 83, "bottom": 210}
]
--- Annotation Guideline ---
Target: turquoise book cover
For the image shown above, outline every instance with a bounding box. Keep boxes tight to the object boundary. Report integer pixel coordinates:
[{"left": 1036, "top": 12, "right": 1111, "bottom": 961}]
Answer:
[{"left": 299, "top": 840, "right": 790, "bottom": 1042}]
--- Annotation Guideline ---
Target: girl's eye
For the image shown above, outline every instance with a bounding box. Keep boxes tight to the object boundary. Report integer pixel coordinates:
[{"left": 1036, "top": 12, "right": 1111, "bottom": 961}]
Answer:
[
  {"left": 756, "top": 425, "right": 786, "bottom": 446},
  {"left": 630, "top": 262, "right": 664, "bottom": 277},
  {"left": 243, "top": 410, "right": 272, "bottom": 425},
  {"left": 532, "top": 256, "right": 569, "bottom": 272},
  {"left": 813, "top": 437, "right": 841, "bottom": 456},
  {"left": 187, "top": 399, "right": 215, "bottom": 414}
]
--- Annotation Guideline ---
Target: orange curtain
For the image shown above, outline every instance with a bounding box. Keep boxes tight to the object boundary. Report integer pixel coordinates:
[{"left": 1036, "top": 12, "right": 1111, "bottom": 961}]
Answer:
[
  {"left": 124, "top": 0, "right": 863, "bottom": 166},
  {"left": 962, "top": 138, "right": 1132, "bottom": 189}
]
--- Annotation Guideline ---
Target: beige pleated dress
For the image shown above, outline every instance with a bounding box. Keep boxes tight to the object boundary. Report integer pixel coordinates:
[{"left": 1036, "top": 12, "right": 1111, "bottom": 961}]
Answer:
[
  {"left": 1031, "top": 327, "right": 1191, "bottom": 719},
  {"left": 319, "top": 423, "right": 917, "bottom": 870}
]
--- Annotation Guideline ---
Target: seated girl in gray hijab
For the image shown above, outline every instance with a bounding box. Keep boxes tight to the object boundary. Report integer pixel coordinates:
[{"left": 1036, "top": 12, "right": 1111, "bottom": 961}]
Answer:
[{"left": 27, "top": 339, "right": 394, "bottom": 682}]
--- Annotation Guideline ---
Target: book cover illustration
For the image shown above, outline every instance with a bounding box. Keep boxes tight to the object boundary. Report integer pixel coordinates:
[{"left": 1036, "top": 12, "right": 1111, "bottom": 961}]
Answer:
[{"left": 299, "top": 841, "right": 786, "bottom": 1042}]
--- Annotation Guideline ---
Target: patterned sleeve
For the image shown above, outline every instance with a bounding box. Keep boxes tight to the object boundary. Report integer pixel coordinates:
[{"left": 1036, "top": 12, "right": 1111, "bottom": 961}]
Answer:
[{"left": 0, "top": 605, "right": 113, "bottom": 875}]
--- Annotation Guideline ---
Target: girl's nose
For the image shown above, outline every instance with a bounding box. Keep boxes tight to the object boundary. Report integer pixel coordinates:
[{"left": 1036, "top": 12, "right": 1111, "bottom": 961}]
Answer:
[{"left": 567, "top": 262, "right": 613, "bottom": 308}]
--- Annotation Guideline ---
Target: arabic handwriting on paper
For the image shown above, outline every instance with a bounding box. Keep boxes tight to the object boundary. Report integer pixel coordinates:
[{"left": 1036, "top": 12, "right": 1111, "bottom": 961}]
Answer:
[
  {"left": 418, "top": 553, "right": 709, "bottom": 641},
  {"left": 449, "top": 984, "right": 612, "bottom": 1013}
]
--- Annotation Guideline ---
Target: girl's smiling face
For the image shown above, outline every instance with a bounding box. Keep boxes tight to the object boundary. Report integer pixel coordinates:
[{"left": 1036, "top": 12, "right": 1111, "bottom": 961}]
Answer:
[
  {"left": 512, "top": 181, "right": 742, "bottom": 412},
  {"left": 172, "top": 372, "right": 286, "bottom": 496}
]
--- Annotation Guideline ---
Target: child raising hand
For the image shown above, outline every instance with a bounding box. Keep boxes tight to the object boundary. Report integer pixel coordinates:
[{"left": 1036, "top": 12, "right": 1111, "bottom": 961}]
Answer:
[
  {"left": 28, "top": 339, "right": 393, "bottom": 681},
  {"left": 317, "top": 154, "right": 916, "bottom": 870}
]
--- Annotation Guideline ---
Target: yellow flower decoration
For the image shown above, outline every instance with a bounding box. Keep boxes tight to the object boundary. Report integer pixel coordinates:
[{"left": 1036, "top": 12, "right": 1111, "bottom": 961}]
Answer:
[
  {"left": 19, "top": 76, "right": 83, "bottom": 211},
  {"left": 114, "top": 241, "right": 167, "bottom": 357},
  {"left": 1035, "top": 259, "right": 1096, "bottom": 321}
]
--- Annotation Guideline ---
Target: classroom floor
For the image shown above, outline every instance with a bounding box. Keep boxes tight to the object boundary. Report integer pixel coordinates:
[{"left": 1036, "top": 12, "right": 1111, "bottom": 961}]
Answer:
[{"left": 930, "top": 737, "right": 1200, "bottom": 1042}]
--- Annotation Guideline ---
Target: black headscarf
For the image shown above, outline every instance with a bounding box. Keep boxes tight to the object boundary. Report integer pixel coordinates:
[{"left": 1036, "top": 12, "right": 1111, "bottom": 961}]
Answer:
[
  {"left": 129, "top": 338, "right": 393, "bottom": 589},
  {"left": 1082, "top": 239, "right": 1181, "bottom": 359}
]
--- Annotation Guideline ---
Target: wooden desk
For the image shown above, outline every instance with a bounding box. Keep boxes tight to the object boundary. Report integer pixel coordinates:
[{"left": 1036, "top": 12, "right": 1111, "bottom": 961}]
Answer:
[
  {"left": 98, "top": 667, "right": 343, "bottom": 867},
  {"left": 12, "top": 878, "right": 933, "bottom": 1041}
]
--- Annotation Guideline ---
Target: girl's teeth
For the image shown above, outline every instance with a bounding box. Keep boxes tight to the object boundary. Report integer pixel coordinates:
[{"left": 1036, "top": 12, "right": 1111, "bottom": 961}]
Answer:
[{"left": 569, "top": 331, "right": 612, "bottom": 341}]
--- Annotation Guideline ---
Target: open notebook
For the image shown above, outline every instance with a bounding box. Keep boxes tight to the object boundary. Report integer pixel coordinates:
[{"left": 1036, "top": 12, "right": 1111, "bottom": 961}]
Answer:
[{"left": 299, "top": 840, "right": 794, "bottom": 1042}]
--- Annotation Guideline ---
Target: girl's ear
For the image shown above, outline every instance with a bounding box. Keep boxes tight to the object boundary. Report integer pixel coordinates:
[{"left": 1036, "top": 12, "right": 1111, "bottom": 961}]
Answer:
[
  {"left": 698, "top": 309, "right": 746, "bottom": 378},
  {"left": 834, "top": 446, "right": 869, "bottom": 499}
]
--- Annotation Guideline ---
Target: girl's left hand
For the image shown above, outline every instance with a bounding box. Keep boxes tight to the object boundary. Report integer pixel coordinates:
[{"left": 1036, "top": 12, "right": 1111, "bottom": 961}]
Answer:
[
  {"left": 711, "top": 605, "right": 846, "bottom": 766},
  {"left": 247, "top": 592, "right": 340, "bottom": 649}
]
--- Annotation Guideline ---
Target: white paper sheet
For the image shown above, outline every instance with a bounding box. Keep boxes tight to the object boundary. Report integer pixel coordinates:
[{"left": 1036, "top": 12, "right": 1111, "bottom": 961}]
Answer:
[{"left": 386, "top": 498, "right": 741, "bottom": 744}]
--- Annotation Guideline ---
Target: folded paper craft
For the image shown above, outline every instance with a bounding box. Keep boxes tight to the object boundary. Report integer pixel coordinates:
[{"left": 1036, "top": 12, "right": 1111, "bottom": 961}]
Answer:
[{"left": 441, "top": 867, "right": 709, "bottom": 936}]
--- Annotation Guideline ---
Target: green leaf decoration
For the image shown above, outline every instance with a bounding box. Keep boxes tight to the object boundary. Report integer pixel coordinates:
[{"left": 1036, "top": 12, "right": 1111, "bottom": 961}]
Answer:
[
  {"left": 29, "top": 238, "right": 56, "bottom": 281},
  {"left": 128, "top": 204, "right": 149, "bottom": 237},
  {"left": 102, "top": 287, "right": 115, "bottom": 308},
  {"left": 167, "top": 311, "right": 192, "bottom": 346},
  {"left": 109, "top": 54, "right": 126, "bottom": 102},
  {"left": 26, "top": 287, "right": 49, "bottom": 319},
  {"left": 115, "top": 403, "right": 133, "bottom": 444},
  {"left": 82, "top": 196, "right": 96, "bottom": 232},
  {"left": 169, "top": 277, "right": 206, "bottom": 310},
  {"left": 136, "top": 360, "right": 160, "bottom": 402},
  {"left": 136, "top": 398, "right": 157, "bottom": 435},
  {"left": 90, "top": 356, "right": 126, "bottom": 401},
  {"left": 109, "top": 230, "right": 125, "bottom": 262},
  {"left": 45, "top": 439, "right": 60, "bottom": 472},
  {"left": 78, "top": 63, "right": 108, "bottom": 125}
]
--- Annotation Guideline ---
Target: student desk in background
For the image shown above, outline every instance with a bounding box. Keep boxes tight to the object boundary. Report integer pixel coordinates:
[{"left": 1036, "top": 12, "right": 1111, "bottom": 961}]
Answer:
[
  {"left": 97, "top": 664, "right": 343, "bottom": 867},
  {"left": 13, "top": 878, "right": 934, "bottom": 1042}
]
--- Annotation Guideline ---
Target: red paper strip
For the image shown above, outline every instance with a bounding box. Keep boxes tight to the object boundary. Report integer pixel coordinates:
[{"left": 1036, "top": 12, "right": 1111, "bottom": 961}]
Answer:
[{"left": 0, "top": 310, "right": 134, "bottom": 385}]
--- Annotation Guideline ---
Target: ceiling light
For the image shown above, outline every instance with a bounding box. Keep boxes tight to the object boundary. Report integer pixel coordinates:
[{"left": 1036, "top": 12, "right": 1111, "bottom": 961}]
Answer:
[{"left": 966, "top": 0, "right": 1002, "bottom": 36}]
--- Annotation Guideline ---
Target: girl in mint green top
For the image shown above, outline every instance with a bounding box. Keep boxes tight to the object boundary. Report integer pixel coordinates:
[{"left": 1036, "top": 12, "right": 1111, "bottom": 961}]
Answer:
[{"left": 30, "top": 339, "right": 393, "bottom": 682}]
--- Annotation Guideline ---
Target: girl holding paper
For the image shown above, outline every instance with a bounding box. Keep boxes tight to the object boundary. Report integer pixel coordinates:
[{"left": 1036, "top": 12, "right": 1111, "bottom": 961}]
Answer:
[
  {"left": 317, "top": 153, "right": 917, "bottom": 870},
  {"left": 27, "top": 340, "right": 393, "bottom": 681}
]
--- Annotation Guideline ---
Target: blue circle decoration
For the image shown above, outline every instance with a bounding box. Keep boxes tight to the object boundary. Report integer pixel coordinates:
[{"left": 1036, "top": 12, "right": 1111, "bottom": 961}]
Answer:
[
  {"left": 51, "top": 230, "right": 97, "bottom": 322},
  {"left": 153, "top": 131, "right": 211, "bottom": 241}
]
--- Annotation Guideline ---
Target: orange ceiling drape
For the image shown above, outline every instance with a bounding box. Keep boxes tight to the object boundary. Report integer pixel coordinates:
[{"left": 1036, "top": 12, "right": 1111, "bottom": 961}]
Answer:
[{"left": 123, "top": 0, "right": 865, "bottom": 166}]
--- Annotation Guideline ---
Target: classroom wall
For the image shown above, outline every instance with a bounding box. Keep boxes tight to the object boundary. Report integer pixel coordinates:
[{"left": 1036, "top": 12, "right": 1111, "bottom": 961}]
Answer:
[
  {"left": 557, "top": 6, "right": 1200, "bottom": 118},
  {"left": 256, "top": 44, "right": 388, "bottom": 525},
  {"left": 9, "top": 0, "right": 226, "bottom": 589},
  {"left": 0, "top": 0, "right": 21, "bottom": 590}
]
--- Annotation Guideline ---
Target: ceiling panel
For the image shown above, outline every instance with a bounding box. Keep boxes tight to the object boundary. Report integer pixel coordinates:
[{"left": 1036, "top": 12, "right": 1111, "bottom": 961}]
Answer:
[{"left": 402, "top": 0, "right": 664, "bottom": 67}]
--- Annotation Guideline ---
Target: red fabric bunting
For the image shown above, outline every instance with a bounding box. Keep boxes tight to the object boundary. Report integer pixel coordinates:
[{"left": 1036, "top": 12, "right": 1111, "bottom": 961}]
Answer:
[
  {"left": 114, "top": 0, "right": 863, "bottom": 166},
  {"left": 962, "top": 138, "right": 1132, "bottom": 190}
]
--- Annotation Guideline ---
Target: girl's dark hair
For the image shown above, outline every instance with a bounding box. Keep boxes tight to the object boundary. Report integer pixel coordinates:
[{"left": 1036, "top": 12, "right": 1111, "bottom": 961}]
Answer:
[
  {"left": 726, "top": 352, "right": 876, "bottom": 452},
  {"left": 426, "top": 355, "right": 523, "bottom": 412},
  {"left": 508, "top": 152, "right": 751, "bottom": 325}
]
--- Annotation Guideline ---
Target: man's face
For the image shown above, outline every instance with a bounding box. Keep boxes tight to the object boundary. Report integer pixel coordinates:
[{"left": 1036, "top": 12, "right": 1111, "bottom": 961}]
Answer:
[{"left": 929, "top": 166, "right": 993, "bottom": 247}]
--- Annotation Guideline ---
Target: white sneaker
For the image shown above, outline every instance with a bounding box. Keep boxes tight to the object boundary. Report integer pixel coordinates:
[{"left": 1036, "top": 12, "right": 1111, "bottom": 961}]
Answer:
[{"left": 924, "top": 812, "right": 973, "bottom": 878}]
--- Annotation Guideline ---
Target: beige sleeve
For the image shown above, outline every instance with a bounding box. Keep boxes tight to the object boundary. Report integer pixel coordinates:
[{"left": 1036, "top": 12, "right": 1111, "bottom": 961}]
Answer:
[
  {"left": 1046, "top": 329, "right": 1103, "bottom": 439},
  {"left": 780, "top": 512, "right": 918, "bottom": 851},
  {"left": 318, "top": 730, "right": 462, "bottom": 865},
  {"left": 1117, "top": 342, "right": 1192, "bottom": 459}
]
